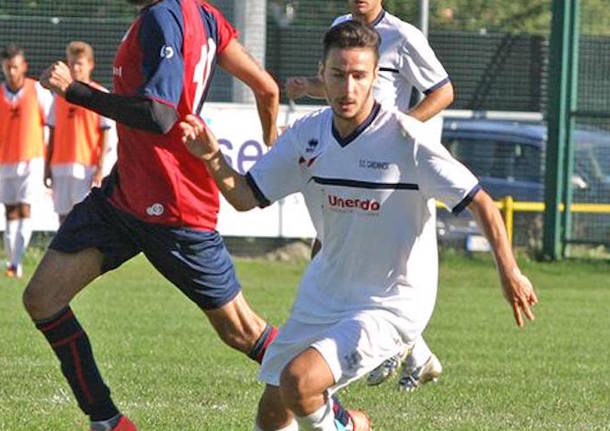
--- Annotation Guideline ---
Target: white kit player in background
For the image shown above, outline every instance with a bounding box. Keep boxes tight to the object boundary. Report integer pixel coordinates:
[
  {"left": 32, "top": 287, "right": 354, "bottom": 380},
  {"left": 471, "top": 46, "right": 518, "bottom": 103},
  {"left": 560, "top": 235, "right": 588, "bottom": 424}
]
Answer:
[
  {"left": 285, "top": 0, "right": 454, "bottom": 391},
  {"left": 180, "top": 20, "right": 537, "bottom": 431}
]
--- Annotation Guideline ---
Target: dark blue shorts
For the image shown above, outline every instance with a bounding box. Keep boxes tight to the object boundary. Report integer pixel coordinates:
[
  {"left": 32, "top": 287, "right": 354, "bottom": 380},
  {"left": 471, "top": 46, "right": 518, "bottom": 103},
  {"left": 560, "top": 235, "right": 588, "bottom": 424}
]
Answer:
[{"left": 49, "top": 187, "right": 241, "bottom": 309}]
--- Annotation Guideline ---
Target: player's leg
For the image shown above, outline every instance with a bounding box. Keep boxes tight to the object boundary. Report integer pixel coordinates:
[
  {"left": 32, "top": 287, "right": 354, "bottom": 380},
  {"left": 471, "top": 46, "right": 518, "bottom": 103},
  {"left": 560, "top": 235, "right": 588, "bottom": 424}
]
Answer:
[
  {"left": 3, "top": 203, "right": 19, "bottom": 276},
  {"left": 10, "top": 202, "right": 32, "bottom": 277},
  {"left": 23, "top": 189, "right": 140, "bottom": 430},
  {"left": 205, "top": 292, "right": 277, "bottom": 361},
  {"left": 254, "top": 384, "right": 297, "bottom": 431},
  {"left": 259, "top": 315, "right": 399, "bottom": 430},
  {"left": 398, "top": 335, "right": 443, "bottom": 392},
  {"left": 141, "top": 227, "right": 277, "bottom": 362},
  {"left": 280, "top": 347, "right": 342, "bottom": 430}
]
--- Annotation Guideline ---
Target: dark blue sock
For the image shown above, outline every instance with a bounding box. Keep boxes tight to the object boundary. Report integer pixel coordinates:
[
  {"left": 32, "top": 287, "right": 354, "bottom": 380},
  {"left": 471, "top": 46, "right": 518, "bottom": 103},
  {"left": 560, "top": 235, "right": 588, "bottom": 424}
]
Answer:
[
  {"left": 248, "top": 323, "right": 278, "bottom": 363},
  {"left": 35, "top": 306, "right": 119, "bottom": 422}
]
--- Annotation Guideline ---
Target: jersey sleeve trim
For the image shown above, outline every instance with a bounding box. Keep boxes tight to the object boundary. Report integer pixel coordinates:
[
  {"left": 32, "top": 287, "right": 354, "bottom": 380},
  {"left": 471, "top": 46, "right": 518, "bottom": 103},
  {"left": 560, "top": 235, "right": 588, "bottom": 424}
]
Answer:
[
  {"left": 423, "top": 76, "right": 451, "bottom": 95},
  {"left": 245, "top": 172, "right": 271, "bottom": 208},
  {"left": 451, "top": 183, "right": 481, "bottom": 215}
]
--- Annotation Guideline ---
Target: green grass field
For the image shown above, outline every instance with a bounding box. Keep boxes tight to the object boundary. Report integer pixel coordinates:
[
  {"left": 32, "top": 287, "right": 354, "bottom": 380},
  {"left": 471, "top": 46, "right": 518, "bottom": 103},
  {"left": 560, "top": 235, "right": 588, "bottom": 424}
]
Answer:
[{"left": 1, "top": 251, "right": 609, "bottom": 430}]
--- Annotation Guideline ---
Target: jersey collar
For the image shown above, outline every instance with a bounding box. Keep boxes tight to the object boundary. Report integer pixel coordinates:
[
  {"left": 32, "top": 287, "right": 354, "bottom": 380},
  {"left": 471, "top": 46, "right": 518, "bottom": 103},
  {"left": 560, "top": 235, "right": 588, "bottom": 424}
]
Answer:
[
  {"left": 371, "top": 9, "right": 386, "bottom": 26},
  {"left": 332, "top": 101, "right": 381, "bottom": 148}
]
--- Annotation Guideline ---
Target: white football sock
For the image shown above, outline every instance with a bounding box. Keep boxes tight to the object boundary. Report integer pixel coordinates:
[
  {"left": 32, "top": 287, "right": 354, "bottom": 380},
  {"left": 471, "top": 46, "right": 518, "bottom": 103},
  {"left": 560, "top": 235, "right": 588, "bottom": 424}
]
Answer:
[
  {"left": 12, "top": 217, "right": 32, "bottom": 268},
  {"left": 294, "top": 398, "right": 336, "bottom": 430},
  {"left": 4, "top": 219, "right": 18, "bottom": 267},
  {"left": 408, "top": 335, "right": 433, "bottom": 367}
]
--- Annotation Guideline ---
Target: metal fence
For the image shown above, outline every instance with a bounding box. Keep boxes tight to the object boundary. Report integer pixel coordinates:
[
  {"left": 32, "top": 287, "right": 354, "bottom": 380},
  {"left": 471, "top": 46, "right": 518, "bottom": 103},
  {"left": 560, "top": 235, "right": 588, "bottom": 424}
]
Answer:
[{"left": 1, "top": 0, "right": 608, "bottom": 250}]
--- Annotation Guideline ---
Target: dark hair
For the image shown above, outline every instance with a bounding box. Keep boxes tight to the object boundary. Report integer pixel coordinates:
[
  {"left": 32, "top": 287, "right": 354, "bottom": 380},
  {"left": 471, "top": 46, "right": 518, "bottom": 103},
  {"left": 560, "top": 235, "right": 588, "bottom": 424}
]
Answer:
[
  {"left": 1, "top": 43, "right": 25, "bottom": 61},
  {"left": 322, "top": 20, "right": 380, "bottom": 64}
]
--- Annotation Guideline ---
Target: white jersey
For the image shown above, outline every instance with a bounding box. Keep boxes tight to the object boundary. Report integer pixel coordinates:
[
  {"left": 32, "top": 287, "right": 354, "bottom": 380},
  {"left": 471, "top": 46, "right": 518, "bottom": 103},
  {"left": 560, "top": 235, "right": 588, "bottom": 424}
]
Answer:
[
  {"left": 332, "top": 10, "right": 449, "bottom": 113},
  {"left": 248, "top": 104, "right": 479, "bottom": 340}
]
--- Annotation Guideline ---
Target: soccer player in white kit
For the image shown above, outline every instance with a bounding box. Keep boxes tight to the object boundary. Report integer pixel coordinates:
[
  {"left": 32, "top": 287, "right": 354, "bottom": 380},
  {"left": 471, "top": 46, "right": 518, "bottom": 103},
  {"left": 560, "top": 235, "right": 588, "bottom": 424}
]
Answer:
[
  {"left": 286, "top": 0, "right": 453, "bottom": 391},
  {"left": 180, "top": 20, "right": 537, "bottom": 431}
]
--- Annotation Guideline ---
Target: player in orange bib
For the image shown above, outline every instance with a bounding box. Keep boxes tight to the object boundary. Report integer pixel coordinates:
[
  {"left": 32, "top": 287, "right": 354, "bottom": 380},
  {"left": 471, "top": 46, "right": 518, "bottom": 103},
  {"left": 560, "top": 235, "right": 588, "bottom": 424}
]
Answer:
[
  {"left": 45, "top": 41, "right": 112, "bottom": 224},
  {"left": 0, "top": 44, "right": 53, "bottom": 278}
]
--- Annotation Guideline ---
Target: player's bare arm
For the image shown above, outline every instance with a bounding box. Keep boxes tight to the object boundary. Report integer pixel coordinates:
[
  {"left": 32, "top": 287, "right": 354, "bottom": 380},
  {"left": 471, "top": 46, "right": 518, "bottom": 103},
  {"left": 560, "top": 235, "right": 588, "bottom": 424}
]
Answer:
[
  {"left": 92, "top": 129, "right": 109, "bottom": 187},
  {"left": 407, "top": 81, "right": 454, "bottom": 122},
  {"left": 218, "top": 39, "right": 279, "bottom": 147},
  {"left": 40, "top": 61, "right": 178, "bottom": 134},
  {"left": 468, "top": 189, "right": 538, "bottom": 328},
  {"left": 285, "top": 75, "right": 326, "bottom": 100},
  {"left": 180, "top": 115, "right": 259, "bottom": 211}
]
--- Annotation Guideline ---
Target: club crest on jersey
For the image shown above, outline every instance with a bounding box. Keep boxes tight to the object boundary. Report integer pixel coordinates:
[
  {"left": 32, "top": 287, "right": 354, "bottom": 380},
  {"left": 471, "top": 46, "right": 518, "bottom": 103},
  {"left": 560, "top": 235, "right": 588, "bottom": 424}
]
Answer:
[
  {"left": 146, "top": 203, "right": 165, "bottom": 216},
  {"left": 160, "top": 45, "right": 175, "bottom": 59},
  {"left": 306, "top": 139, "right": 319, "bottom": 153},
  {"left": 328, "top": 194, "right": 381, "bottom": 213}
]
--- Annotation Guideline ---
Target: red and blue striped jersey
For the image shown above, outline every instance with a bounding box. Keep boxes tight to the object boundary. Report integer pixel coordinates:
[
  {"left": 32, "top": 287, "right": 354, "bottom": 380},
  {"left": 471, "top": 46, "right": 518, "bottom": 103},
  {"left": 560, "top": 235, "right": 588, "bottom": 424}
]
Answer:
[{"left": 109, "top": 0, "right": 237, "bottom": 229}]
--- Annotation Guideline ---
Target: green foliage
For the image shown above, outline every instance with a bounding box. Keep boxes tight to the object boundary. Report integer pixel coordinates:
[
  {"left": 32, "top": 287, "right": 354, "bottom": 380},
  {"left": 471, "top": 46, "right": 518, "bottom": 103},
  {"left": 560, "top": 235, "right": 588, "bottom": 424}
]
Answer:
[
  {"left": 0, "top": 0, "right": 138, "bottom": 18},
  {"left": 1, "top": 253, "right": 609, "bottom": 430},
  {"left": 1, "top": 1, "right": 609, "bottom": 35}
]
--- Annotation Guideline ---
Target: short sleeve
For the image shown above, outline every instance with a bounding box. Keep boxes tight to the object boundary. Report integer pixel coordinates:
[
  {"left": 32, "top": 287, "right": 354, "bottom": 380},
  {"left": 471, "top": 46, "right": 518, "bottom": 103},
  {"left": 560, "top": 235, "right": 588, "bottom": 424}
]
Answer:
[
  {"left": 46, "top": 98, "right": 56, "bottom": 127},
  {"left": 414, "top": 137, "right": 480, "bottom": 215},
  {"left": 331, "top": 14, "right": 351, "bottom": 28},
  {"left": 35, "top": 82, "right": 54, "bottom": 123},
  {"left": 398, "top": 25, "right": 450, "bottom": 95},
  {"left": 92, "top": 83, "right": 112, "bottom": 130},
  {"left": 203, "top": 3, "right": 239, "bottom": 54},
  {"left": 246, "top": 127, "right": 308, "bottom": 207},
  {"left": 137, "top": 6, "right": 184, "bottom": 106}
]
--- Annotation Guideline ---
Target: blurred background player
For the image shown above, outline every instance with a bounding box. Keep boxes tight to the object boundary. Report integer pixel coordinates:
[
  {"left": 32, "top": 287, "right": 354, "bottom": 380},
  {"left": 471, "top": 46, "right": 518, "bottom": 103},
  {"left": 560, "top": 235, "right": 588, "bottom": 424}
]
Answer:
[
  {"left": 45, "top": 41, "right": 112, "bottom": 224},
  {"left": 24, "top": 1, "right": 279, "bottom": 430},
  {"left": 285, "top": 0, "right": 452, "bottom": 391},
  {"left": 179, "top": 20, "right": 537, "bottom": 431},
  {"left": 0, "top": 44, "right": 53, "bottom": 278}
]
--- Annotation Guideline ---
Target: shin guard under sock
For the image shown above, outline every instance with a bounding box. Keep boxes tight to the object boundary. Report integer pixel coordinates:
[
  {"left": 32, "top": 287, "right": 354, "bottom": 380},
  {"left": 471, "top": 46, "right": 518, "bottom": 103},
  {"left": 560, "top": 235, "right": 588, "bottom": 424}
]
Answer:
[{"left": 35, "top": 307, "right": 119, "bottom": 421}]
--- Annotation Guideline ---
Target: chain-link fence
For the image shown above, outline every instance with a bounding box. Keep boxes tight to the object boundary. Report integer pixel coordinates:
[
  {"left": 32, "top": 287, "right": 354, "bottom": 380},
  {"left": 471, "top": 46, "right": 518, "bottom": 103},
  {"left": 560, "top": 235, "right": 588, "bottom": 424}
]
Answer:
[
  {"left": 1, "top": 0, "right": 608, "bottom": 248},
  {"left": 570, "top": 13, "right": 610, "bottom": 246}
]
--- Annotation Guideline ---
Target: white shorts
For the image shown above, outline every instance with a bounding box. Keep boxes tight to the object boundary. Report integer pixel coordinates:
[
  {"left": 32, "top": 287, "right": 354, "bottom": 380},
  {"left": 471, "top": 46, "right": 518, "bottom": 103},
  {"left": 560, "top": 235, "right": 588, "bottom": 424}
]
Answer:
[
  {"left": 0, "top": 174, "right": 42, "bottom": 205},
  {"left": 52, "top": 174, "right": 93, "bottom": 215},
  {"left": 259, "top": 312, "right": 405, "bottom": 393}
]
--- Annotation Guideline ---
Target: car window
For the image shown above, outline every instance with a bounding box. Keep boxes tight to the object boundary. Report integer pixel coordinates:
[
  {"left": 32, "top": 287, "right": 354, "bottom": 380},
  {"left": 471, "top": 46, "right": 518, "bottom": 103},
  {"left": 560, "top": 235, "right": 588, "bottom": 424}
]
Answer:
[{"left": 443, "top": 137, "right": 542, "bottom": 183}]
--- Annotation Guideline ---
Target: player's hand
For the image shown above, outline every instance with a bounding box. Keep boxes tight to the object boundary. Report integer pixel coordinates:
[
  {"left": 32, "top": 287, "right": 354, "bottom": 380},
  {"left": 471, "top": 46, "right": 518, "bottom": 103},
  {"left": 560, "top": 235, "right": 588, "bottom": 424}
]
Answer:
[
  {"left": 179, "top": 115, "right": 220, "bottom": 161},
  {"left": 500, "top": 267, "right": 538, "bottom": 328},
  {"left": 285, "top": 77, "right": 309, "bottom": 100},
  {"left": 91, "top": 167, "right": 104, "bottom": 188},
  {"left": 43, "top": 165, "right": 52, "bottom": 189},
  {"left": 40, "top": 61, "right": 73, "bottom": 97}
]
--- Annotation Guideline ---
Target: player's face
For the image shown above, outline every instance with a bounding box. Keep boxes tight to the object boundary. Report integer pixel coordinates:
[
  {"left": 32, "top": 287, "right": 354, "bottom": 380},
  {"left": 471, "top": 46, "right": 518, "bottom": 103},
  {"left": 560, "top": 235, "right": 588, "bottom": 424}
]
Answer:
[
  {"left": 321, "top": 47, "right": 377, "bottom": 122},
  {"left": 349, "top": 0, "right": 382, "bottom": 17},
  {"left": 68, "top": 55, "right": 94, "bottom": 82},
  {"left": 1, "top": 55, "right": 27, "bottom": 91}
]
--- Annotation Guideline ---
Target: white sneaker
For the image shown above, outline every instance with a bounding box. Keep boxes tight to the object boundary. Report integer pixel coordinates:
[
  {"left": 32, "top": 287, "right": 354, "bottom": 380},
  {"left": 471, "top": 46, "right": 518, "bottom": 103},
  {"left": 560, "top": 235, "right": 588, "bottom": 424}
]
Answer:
[
  {"left": 397, "top": 353, "right": 443, "bottom": 392},
  {"left": 366, "top": 348, "right": 409, "bottom": 386}
]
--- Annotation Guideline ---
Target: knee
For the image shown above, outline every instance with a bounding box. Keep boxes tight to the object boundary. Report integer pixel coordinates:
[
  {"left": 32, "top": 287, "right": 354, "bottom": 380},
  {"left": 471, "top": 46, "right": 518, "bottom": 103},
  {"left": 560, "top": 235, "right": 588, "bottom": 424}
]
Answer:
[
  {"left": 22, "top": 275, "right": 66, "bottom": 319},
  {"left": 256, "top": 390, "right": 292, "bottom": 430},
  {"left": 22, "top": 280, "right": 44, "bottom": 317},
  {"left": 279, "top": 365, "right": 311, "bottom": 415}
]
